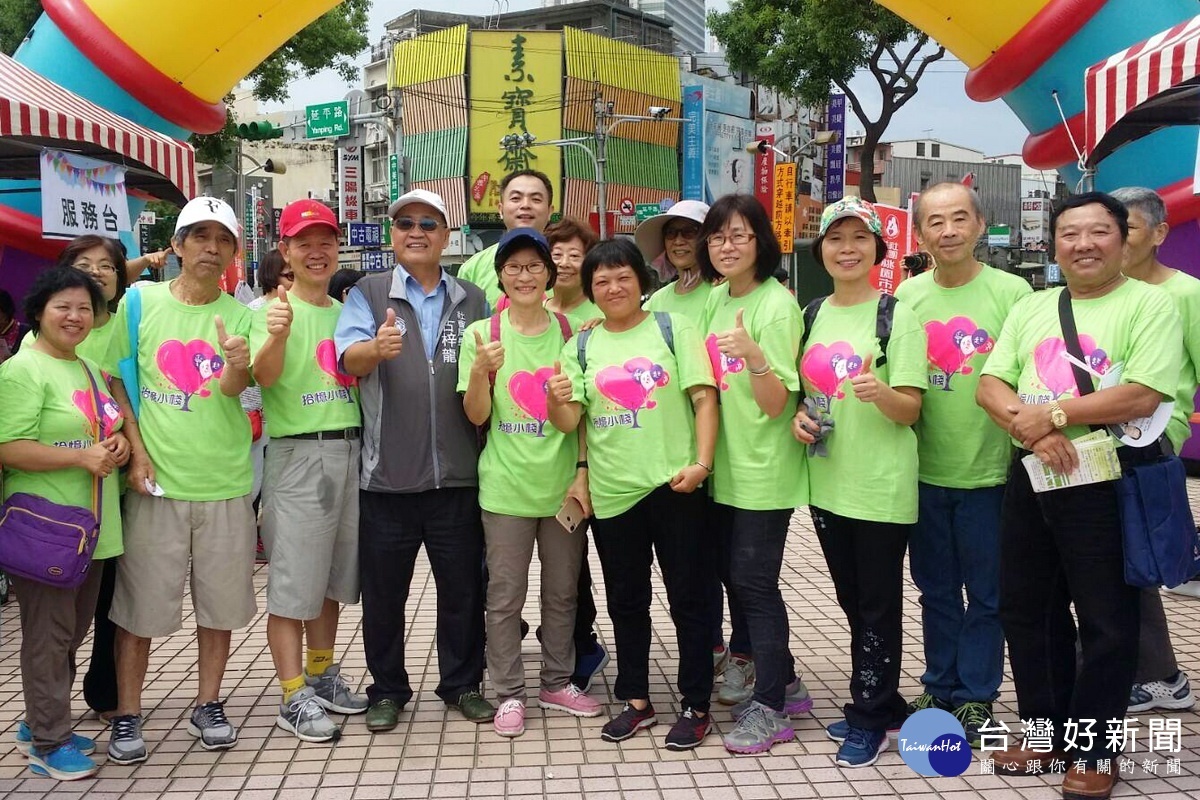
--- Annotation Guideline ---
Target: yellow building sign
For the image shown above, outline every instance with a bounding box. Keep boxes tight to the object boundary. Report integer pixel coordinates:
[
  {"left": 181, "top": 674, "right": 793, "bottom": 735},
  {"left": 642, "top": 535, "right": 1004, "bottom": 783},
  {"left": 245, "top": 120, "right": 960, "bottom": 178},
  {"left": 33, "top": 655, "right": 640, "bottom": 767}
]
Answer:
[
  {"left": 773, "top": 162, "right": 797, "bottom": 253},
  {"left": 467, "top": 31, "right": 563, "bottom": 223}
]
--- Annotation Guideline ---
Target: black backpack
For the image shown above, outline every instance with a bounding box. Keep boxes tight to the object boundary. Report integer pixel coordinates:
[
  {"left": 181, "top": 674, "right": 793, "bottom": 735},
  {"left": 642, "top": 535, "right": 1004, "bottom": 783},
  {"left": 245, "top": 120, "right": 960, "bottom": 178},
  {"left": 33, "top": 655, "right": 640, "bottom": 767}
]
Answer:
[{"left": 800, "top": 294, "right": 897, "bottom": 368}]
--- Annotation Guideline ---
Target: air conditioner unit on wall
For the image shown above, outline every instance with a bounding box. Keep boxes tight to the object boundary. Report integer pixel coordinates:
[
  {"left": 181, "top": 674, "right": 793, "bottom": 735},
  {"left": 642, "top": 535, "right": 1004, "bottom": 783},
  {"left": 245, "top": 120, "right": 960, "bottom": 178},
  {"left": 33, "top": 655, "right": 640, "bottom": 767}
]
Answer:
[{"left": 366, "top": 186, "right": 388, "bottom": 203}]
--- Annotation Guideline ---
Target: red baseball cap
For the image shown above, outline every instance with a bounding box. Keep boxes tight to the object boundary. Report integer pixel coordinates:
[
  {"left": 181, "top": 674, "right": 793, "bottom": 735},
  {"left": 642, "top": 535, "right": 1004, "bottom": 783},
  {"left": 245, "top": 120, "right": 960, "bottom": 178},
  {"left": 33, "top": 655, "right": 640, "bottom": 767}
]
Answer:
[{"left": 279, "top": 199, "right": 339, "bottom": 238}]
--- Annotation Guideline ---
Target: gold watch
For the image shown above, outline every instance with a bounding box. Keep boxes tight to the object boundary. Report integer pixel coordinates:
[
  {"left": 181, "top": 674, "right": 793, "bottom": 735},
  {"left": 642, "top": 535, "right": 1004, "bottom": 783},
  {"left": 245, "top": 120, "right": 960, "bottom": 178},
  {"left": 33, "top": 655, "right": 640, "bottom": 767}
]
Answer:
[{"left": 1048, "top": 400, "right": 1068, "bottom": 429}]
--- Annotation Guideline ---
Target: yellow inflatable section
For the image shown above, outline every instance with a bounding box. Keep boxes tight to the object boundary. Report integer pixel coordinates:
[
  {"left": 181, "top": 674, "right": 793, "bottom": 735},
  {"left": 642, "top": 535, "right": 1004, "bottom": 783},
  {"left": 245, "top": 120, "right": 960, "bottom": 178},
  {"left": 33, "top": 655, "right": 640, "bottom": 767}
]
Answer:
[
  {"left": 872, "top": 0, "right": 1048, "bottom": 67},
  {"left": 84, "top": 0, "right": 342, "bottom": 103}
]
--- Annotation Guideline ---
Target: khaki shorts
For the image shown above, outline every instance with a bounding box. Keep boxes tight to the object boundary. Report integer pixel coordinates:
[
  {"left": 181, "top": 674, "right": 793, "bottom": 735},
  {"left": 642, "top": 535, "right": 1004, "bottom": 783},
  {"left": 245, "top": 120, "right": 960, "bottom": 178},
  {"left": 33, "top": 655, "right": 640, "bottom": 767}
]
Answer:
[
  {"left": 111, "top": 494, "right": 256, "bottom": 638},
  {"left": 261, "top": 436, "right": 360, "bottom": 620}
]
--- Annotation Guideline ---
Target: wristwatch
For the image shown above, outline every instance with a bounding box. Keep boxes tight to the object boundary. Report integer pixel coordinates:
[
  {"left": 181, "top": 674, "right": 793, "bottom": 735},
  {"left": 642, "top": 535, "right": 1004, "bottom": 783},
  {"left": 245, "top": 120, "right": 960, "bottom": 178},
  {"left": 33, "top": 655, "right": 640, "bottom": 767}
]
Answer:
[{"left": 1048, "top": 400, "right": 1068, "bottom": 429}]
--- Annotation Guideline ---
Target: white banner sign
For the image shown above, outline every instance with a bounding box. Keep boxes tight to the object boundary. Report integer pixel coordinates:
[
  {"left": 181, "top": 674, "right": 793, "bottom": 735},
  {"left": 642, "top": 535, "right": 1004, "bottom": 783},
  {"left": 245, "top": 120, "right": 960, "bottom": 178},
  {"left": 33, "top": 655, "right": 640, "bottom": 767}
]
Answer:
[
  {"left": 338, "top": 146, "right": 362, "bottom": 223},
  {"left": 40, "top": 149, "right": 131, "bottom": 240},
  {"left": 1021, "top": 198, "right": 1051, "bottom": 253}
]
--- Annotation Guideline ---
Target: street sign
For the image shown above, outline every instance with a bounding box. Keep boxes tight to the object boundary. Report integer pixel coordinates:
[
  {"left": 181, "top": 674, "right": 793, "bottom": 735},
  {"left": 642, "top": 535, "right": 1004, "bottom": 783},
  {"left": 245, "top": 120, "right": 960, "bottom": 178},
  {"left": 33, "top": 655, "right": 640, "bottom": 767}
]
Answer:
[
  {"left": 362, "top": 250, "right": 396, "bottom": 272},
  {"left": 772, "top": 163, "right": 796, "bottom": 253},
  {"left": 618, "top": 198, "right": 634, "bottom": 216},
  {"left": 635, "top": 203, "right": 659, "bottom": 223},
  {"left": 618, "top": 214, "right": 636, "bottom": 227},
  {"left": 347, "top": 222, "right": 382, "bottom": 247},
  {"left": 137, "top": 210, "right": 156, "bottom": 227},
  {"left": 461, "top": 224, "right": 472, "bottom": 236},
  {"left": 987, "top": 225, "right": 1012, "bottom": 247},
  {"left": 306, "top": 101, "right": 350, "bottom": 139}
]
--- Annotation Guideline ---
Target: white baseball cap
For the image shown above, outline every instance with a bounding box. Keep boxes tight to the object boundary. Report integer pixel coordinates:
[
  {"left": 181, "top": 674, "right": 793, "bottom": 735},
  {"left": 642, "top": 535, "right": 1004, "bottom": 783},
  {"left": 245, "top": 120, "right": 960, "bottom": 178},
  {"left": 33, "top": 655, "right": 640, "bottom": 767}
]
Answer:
[
  {"left": 388, "top": 188, "right": 449, "bottom": 223},
  {"left": 633, "top": 200, "right": 710, "bottom": 262},
  {"left": 174, "top": 196, "right": 240, "bottom": 241}
]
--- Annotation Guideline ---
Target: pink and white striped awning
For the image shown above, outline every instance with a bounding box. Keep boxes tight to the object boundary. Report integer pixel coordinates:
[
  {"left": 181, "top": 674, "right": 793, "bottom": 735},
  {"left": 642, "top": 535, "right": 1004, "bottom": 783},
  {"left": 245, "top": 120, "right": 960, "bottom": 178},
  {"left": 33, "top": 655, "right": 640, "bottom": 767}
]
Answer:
[
  {"left": 1086, "top": 15, "right": 1200, "bottom": 165},
  {"left": 0, "top": 53, "right": 196, "bottom": 201}
]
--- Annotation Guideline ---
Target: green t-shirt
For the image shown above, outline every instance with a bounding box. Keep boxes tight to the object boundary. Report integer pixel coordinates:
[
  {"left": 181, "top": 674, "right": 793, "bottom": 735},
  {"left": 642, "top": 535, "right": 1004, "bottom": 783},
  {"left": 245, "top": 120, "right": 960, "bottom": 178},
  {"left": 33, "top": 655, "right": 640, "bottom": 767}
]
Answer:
[
  {"left": 105, "top": 282, "right": 253, "bottom": 501},
  {"left": 646, "top": 281, "right": 715, "bottom": 321},
  {"left": 457, "top": 311, "right": 578, "bottom": 517},
  {"left": 77, "top": 315, "right": 120, "bottom": 368},
  {"left": 457, "top": 244, "right": 503, "bottom": 309},
  {"left": 800, "top": 297, "right": 927, "bottom": 524},
  {"left": 703, "top": 281, "right": 807, "bottom": 510},
  {"left": 250, "top": 295, "right": 361, "bottom": 438},
  {"left": 893, "top": 266, "right": 1032, "bottom": 488},
  {"left": 553, "top": 297, "right": 603, "bottom": 331},
  {"left": 981, "top": 280, "right": 1182, "bottom": 446},
  {"left": 1156, "top": 271, "right": 1200, "bottom": 453},
  {"left": 562, "top": 312, "right": 715, "bottom": 519},
  {"left": 0, "top": 348, "right": 124, "bottom": 559}
]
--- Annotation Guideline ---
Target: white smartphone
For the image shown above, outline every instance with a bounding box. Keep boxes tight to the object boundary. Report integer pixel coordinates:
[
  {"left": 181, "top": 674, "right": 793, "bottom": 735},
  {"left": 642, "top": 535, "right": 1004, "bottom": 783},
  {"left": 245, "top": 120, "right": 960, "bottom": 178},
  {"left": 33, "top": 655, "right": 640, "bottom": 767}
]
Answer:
[{"left": 555, "top": 496, "right": 586, "bottom": 533}]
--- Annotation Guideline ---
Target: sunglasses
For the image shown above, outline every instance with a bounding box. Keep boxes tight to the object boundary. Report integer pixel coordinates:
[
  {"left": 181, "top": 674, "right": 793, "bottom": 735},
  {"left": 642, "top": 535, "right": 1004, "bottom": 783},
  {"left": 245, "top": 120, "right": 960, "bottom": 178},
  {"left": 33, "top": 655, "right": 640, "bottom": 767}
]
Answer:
[{"left": 393, "top": 217, "right": 445, "bottom": 232}]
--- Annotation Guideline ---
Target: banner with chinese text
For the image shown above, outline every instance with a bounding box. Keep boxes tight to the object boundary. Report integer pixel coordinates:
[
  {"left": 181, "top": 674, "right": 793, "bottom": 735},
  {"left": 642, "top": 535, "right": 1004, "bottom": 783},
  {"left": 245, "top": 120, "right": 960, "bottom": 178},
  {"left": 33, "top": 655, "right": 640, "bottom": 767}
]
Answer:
[
  {"left": 871, "top": 203, "right": 913, "bottom": 295},
  {"left": 39, "top": 149, "right": 131, "bottom": 240},
  {"left": 467, "top": 31, "right": 563, "bottom": 223}
]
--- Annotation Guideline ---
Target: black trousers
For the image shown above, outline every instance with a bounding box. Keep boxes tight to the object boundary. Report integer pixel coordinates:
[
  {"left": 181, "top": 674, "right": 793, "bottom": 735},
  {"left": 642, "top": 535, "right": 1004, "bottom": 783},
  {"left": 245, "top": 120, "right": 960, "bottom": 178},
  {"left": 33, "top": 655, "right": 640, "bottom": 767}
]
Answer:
[
  {"left": 1000, "top": 463, "right": 1139, "bottom": 765},
  {"left": 83, "top": 557, "right": 118, "bottom": 714},
  {"left": 590, "top": 484, "right": 716, "bottom": 712},
  {"left": 811, "top": 507, "right": 909, "bottom": 731},
  {"left": 359, "top": 487, "right": 485, "bottom": 707}
]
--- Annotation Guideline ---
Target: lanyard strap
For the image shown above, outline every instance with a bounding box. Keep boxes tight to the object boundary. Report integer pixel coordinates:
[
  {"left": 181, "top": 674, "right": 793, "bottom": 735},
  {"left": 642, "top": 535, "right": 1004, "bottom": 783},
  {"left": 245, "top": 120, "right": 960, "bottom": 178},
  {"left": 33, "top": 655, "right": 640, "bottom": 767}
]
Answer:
[{"left": 79, "top": 361, "right": 105, "bottom": 525}]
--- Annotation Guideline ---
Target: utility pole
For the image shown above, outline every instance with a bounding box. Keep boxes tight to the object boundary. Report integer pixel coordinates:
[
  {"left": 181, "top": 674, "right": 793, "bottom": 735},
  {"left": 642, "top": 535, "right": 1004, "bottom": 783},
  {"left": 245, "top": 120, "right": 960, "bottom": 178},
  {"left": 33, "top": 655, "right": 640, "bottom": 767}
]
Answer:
[{"left": 593, "top": 84, "right": 609, "bottom": 239}]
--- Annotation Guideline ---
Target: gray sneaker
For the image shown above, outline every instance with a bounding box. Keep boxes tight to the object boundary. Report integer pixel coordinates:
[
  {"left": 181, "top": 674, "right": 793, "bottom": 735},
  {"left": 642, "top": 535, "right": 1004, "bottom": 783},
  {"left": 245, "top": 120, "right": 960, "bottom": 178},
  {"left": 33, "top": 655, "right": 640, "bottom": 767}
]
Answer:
[
  {"left": 717, "top": 655, "right": 755, "bottom": 705},
  {"left": 722, "top": 701, "right": 795, "bottom": 754},
  {"left": 277, "top": 686, "right": 340, "bottom": 742},
  {"left": 187, "top": 701, "right": 237, "bottom": 751},
  {"left": 730, "top": 677, "right": 814, "bottom": 718},
  {"left": 106, "top": 714, "right": 148, "bottom": 765},
  {"left": 307, "top": 664, "right": 369, "bottom": 715}
]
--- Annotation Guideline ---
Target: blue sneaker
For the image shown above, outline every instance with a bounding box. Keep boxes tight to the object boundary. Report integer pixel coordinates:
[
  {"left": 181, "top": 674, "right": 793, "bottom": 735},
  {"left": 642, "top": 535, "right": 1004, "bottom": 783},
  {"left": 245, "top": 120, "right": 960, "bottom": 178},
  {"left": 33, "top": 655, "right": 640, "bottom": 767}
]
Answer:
[
  {"left": 570, "top": 640, "right": 610, "bottom": 693},
  {"left": 14, "top": 721, "right": 95, "bottom": 757},
  {"left": 836, "top": 725, "right": 888, "bottom": 768},
  {"left": 825, "top": 717, "right": 901, "bottom": 743},
  {"left": 27, "top": 742, "right": 99, "bottom": 781}
]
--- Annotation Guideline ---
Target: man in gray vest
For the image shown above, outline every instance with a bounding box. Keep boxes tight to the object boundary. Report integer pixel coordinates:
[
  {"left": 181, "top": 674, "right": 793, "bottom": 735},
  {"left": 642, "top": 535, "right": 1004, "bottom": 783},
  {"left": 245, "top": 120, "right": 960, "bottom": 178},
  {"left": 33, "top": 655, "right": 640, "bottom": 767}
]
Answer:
[{"left": 334, "top": 189, "right": 491, "bottom": 731}]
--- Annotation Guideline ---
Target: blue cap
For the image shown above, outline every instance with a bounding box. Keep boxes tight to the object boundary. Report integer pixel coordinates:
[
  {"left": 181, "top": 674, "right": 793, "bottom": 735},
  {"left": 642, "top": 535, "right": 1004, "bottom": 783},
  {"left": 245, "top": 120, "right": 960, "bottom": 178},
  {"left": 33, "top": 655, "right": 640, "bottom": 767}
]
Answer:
[{"left": 495, "top": 227, "right": 552, "bottom": 268}]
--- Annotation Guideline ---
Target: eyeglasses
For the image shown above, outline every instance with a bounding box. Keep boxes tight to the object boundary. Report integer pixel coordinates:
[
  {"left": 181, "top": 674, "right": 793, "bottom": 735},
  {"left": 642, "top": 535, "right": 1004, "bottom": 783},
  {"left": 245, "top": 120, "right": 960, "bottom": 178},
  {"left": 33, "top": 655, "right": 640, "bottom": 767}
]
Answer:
[
  {"left": 279, "top": 272, "right": 295, "bottom": 281},
  {"left": 393, "top": 216, "right": 445, "bottom": 232},
  {"left": 706, "top": 232, "right": 756, "bottom": 247},
  {"left": 501, "top": 262, "right": 548, "bottom": 276},
  {"left": 663, "top": 225, "right": 699, "bottom": 241},
  {"left": 73, "top": 262, "right": 116, "bottom": 275}
]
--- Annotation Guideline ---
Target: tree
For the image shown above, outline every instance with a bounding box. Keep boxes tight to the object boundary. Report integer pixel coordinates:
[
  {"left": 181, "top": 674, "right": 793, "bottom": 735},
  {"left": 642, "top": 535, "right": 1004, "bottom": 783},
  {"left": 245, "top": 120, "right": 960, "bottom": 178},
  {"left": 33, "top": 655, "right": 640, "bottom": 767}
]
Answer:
[
  {"left": 709, "top": 0, "right": 945, "bottom": 202},
  {"left": 0, "top": 0, "right": 41, "bottom": 56}
]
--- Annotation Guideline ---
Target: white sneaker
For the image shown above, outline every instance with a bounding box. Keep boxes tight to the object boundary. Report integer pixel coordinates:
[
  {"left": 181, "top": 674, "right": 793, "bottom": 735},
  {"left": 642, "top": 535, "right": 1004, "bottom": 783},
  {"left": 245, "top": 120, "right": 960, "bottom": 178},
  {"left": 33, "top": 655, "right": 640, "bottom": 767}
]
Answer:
[
  {"left": 1164, "top": 580, "right": 1200, "bottom": 599},
  {"left": 1128, "top": 672, "right": 1195, "bottom": 713}
]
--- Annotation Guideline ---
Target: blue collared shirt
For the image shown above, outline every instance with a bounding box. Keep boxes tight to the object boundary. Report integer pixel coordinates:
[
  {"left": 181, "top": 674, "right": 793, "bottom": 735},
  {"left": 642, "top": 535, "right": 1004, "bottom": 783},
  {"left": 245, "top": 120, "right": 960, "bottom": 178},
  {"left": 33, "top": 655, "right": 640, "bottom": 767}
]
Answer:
[{"left": 334, "top": 265, "right": 449, "bottom": 362}]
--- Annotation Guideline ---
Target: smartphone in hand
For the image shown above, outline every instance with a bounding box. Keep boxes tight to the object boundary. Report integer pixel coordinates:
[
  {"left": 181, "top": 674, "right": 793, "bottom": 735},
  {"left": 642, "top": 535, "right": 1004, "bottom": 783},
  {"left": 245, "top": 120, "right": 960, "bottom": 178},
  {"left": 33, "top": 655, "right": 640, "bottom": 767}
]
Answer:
[{"left": 555, "top": 496, "right": 586, "bottom": 533}]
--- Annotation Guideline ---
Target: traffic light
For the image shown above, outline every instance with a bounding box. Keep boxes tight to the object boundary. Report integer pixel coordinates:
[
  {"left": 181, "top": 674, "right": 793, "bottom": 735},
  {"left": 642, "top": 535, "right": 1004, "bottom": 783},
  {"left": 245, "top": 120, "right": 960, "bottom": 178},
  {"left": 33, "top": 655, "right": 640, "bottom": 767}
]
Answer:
[{"left": 236, "top": 121, "right": 284, "bottom": 140}]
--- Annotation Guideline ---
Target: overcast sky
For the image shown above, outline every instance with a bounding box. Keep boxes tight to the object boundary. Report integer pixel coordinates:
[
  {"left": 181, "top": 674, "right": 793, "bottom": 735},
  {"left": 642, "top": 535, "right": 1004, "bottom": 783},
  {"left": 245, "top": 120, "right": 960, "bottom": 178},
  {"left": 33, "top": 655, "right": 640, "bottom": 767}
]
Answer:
[{"left": 266, "top": 0, "right": 1031, "bottom": 157}]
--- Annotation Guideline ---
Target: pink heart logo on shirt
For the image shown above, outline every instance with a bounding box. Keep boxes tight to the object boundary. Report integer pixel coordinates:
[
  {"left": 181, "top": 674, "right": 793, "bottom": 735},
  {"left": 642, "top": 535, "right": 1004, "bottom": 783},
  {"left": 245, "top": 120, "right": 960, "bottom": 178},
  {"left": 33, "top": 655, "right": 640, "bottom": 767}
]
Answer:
[
  {"left": 508, "top": 367, "right": 555, "bottom": 437},
  {"left": 156, "top": 339, "right": 224, "bottom": 411},
  {"left": 1033, "top": 335, "right": 1109, "bottom": 397},
  {"left": 595, "top": 357, "right": 670, "bottom": 428},
  {"left": 925, "top": 316, "right": 994, "bottom": 388},
  {"left": 801, "top": 341, "right": 865, "bottom": 400},
  {"left": 316, "top": 339, "right": 357, "bottom": 393},
  {"left": 705, "top": 333, "right": 744, "bottom": 391},
  {"left": 72, "top": 389, "right": 122, "bottom": 438}
]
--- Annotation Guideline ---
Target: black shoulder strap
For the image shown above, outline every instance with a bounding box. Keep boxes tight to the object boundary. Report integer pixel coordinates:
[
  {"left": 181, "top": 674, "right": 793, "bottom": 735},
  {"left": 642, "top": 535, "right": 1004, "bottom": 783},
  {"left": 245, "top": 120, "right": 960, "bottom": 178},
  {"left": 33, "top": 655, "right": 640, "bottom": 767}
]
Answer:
[
  {"left": 876, "top": 293, "right": 897, "bottom": 369},
  {"left": 577, "top": 327, "right": 593, "bottom": 374},
  {"left": 1057, "top": 288, "right": 1095, "bottom": 397},
  {"left": 800, "top": 296, "right": 827, "bottom": 351}
]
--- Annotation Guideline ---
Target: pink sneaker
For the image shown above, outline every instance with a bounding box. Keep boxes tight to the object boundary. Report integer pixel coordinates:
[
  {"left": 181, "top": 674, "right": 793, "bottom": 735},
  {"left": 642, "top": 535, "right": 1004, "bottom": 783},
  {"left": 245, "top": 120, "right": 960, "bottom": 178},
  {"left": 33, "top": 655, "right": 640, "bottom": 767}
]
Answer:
[
  {"left": 493, "top": 699, "right": 525, "bottom": 737},
  {"left": 539, "top": 684, "right": 602, "bottom": 717}
]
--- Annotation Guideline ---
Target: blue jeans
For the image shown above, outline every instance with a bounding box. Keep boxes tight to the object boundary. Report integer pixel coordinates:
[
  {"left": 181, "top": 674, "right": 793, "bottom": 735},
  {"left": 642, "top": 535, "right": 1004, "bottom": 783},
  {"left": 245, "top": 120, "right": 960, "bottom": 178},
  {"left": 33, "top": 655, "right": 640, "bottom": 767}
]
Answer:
[
  {"left": 716, "top": 504, "right": 796, "bottom": 711},
  {"left": 909, "top": 483, "right": 1005, "bottom": 706}
]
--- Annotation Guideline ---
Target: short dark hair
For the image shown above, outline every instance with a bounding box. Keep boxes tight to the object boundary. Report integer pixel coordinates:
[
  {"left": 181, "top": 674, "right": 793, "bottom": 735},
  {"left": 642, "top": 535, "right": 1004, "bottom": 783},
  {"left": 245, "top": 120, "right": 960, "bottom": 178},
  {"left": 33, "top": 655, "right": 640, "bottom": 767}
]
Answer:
[
  {"left": 1050, "top": 191, "right": 1129, "bottom": 241},
  {"left": 328, "top": 268, "right": 364, "bottom": 302},
  {"left": 495, "top": 242, "right": 558, "bottom": 293},
  {"left": 913, "top": 182, "right": 984, "bottom": 228},
  {"left": 54, "top": 235, "right": 128, "bottom": 312},
  {"left": 581, "top": 238, "right": 655, "bottom": 302},
  {"left": 0, "top": 289, "right": 14, "bottom": 319},
  {"left": 544, "top": 217, "right": 598, "bottom": 252},
  {"left": 23, "top": 266, "right": 105, "bottom": 335},
  {"left": 499, "top": 169, "right": 554, "bottom": 204},
  {"left": 696, "top": 194, "right": 781, "bottom": 283},
  {"left": 257, "top": 250, "right": 288, "bottom": 294}
]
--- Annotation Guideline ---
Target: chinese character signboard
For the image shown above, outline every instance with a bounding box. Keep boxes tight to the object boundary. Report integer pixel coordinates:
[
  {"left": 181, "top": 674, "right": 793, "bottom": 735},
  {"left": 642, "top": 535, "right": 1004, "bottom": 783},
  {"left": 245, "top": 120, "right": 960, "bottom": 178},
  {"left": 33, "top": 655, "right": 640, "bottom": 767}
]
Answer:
[
  {"left": 467, "top": 31, "right": 563, "bottom": 224},
  {"left": 754, "top": 124, "right": 776, "bottom": 216},
  {"left": 39, "top": 149, "right": 130, "bottom": 240},
  {"left": 348, "top": 223, "right": 382, "bottom": 247},
  {"left": 338, "top": 146, "right": 363, "bottom": 223},
  {"left": 682, "top": 86, "right": 705, "bottom": 200},
  {"left": 871, "top": 203, "right": 913, "bottom": 295},
  {"left": 306, "top": 101, "right": 350, "bottom": 139},
  {"left": 825, "top": 94, "right": 847, "bottom": 203},
  {"left": 773, "top": 163, "right": 796, "bottom": 253},
  {"left": 361, "top": 249, "right": 396, "bottom": 272},
  {"left": 1021, "top": 198, "right": 1051, "bottom": 252}
]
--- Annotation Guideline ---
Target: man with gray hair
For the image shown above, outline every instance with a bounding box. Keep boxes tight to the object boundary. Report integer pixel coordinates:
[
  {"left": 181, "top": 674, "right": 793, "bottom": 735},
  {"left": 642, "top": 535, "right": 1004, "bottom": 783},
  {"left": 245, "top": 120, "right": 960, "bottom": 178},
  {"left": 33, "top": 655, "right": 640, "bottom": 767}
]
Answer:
[
  {"left": 1111, "top": 186, "right": 1200, "bottom": 713},
  {"left": 103, "top": 197, "right": 256, "bottom": 764}
]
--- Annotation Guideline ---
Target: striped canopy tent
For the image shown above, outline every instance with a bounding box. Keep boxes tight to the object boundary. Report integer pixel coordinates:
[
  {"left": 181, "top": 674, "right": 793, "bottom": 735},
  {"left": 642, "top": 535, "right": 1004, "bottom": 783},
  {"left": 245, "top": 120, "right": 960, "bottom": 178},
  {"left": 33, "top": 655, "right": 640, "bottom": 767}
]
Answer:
[
  {"left": 1085, "top": 14, "right": 1200, "bottom": 166},
  {"left": 0, "top": 52, "right": 196, "bottom": 255}
]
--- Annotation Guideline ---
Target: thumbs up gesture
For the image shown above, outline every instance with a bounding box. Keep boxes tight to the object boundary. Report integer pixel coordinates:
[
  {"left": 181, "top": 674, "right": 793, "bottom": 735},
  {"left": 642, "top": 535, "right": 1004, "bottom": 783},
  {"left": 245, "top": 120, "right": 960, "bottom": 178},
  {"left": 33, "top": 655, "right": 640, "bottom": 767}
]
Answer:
[
  {"left": 545, "top": 360, "right": 574, "bottom": 407},
  {"left": 849, "top": 354, "right": 881, "bottom": 403},
  {"left": 214, "top": 314, "right": 250, "bottom": 370},
  {"left": 716, "top": 307, "right": 765, "bottom": 368},
  {"left": 374, "top": 307, "right": 404, "bottom": 360},
  {"left": 265, "top": 286, "right": 293, "bottom": 338},
  {"left": 472, "top": 330, "right": 505, "bottom": 376}
]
